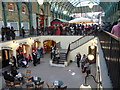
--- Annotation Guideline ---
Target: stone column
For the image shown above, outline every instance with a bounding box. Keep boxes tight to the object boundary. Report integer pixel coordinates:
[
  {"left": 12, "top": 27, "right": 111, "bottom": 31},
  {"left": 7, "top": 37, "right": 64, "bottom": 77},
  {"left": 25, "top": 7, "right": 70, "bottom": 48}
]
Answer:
[
  {"left": 16, "top": 2, "right": 22, "bottom": 36},
  {"left": 2, "top": 2, "right": 7, "bottom": 26}
]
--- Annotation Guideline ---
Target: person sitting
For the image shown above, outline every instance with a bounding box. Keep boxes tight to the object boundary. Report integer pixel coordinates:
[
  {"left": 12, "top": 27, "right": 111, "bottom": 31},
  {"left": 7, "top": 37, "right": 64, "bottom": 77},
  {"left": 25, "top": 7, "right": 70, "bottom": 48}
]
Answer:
[
  {"left": 11, "top": 66, "right": 18, "bottom": 77},
  {"left": 3, "top": 71, "right": 15, "bottom": 82}
]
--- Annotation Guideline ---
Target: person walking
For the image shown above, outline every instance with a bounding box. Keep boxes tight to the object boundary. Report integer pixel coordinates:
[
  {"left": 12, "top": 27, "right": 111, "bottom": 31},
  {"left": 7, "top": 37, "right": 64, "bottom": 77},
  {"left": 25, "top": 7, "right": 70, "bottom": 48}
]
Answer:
[
  {"left": 111, "top": 18, "right": 120, "bottom": 37},
  {"left": 84, "top": 60, "right": 91, "bottom": 76},
  {"left": 76, "top": 53, "right": 81, "bottom": 68},
  {"left": 80, "top": 54, "right": 87, "bottom": 70}
]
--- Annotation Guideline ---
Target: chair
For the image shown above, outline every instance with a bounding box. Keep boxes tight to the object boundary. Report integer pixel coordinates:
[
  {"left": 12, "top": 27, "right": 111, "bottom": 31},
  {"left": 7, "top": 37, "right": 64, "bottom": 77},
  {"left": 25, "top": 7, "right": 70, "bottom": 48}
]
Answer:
[
  {"left": 60, "top": 85, "right": 67, "bottom": 90},
  {"left": 26, "top": 84, "right": 34, "bottom": 88},
  {"left": 25, "top": 77, "right": 32, "bottom": 83},
  {"left": 5, "top": 80, "right": 14, "bottom": 87},
  {"left": 46, "top": 82, "right": 55, "bottom": 88},
  {"left": 24, "top": 70, "right": 31, "bottom": 78},
  {"left": 56, "top": 85, "right": 67, "bottom": 90},
  {"left": 35, "top": 81, "right": 44, "bottom": 88},
  {"left": 14, "top": 81, "right": 22, "bottom": 88}
]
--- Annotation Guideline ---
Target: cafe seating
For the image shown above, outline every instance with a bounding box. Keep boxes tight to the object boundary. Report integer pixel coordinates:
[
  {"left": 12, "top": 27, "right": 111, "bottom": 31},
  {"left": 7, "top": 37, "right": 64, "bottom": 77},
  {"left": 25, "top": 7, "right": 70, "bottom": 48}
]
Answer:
[
  {"left": 26, "top": 84, "right": 34, "bottom": 88},
  {"left": 56, "top": 85, "right": 67, "bottom": 90},
  {"left": 24, "top": 70, "right": 32, "bottom": 78},
  {"left": 25, "top": 77, "right": 32, "bottom": 83},
  {"left": 14, "top": 81, "right": 22, "bottom": 88},
  {"left": 60, "top": 85, "right": 67, "bottom": 90},
  {"left": 35, "top": 81, "right": 44, "bottom": 88},
  {"left": 5, "top": 80, "right": 14, "bottom": 87},
  {"left": 46, "top": 82, "right": 55, "bottom": 88}
]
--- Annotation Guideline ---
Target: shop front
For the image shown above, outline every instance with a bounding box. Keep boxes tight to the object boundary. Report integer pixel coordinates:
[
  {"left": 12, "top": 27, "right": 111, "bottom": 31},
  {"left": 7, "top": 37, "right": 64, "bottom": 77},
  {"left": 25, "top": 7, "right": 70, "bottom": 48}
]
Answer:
[
  {"left": 43, "top": 40, "right": 56, "bottom": 52},
  {"left": 16, "top": 42, "right": 30, "bottom": 58},
  {"left": 32, "top": 40, "right": 41, "bottom": 51},
  {"left": 1, "top": 47, "right": 13, "bottom": 68}
]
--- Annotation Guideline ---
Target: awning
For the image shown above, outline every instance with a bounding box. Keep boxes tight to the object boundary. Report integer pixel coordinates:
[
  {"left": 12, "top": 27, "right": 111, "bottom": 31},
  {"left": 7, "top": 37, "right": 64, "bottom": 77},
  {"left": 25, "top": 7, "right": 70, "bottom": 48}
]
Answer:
[
  {"left": 69, "top": 17, "right": 93, "bottom": 24},
  {"left": 51, "top": 19, "right": 69, "bottom": 25}
]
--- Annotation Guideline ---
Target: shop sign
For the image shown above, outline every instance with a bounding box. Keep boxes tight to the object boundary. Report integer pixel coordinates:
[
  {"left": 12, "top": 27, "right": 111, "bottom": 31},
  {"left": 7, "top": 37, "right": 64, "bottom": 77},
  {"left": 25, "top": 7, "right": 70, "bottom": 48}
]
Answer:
[{"left": 1, "top": 47, "right": 12, "bottom": 50}]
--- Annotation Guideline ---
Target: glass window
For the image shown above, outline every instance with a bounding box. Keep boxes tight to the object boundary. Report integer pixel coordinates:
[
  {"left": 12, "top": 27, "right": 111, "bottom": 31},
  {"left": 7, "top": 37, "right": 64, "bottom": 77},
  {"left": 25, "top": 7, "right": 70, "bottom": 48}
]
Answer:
[{"left": 67, "top": 0, "right": 99, "bottom": 7}]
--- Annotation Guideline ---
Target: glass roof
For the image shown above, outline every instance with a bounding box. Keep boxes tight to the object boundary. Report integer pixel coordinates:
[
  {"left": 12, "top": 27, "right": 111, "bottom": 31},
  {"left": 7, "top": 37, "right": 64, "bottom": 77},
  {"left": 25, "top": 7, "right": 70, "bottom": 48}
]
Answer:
[{"left": 68, "top": 0, "right": 100, "bottom": 7}]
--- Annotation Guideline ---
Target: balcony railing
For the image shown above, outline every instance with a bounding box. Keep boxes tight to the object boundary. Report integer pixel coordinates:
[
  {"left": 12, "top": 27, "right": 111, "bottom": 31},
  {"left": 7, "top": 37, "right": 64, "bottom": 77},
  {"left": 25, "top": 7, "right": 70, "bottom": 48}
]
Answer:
[{"left": 98, "top": 31, "right": 120, "bottom": 88}]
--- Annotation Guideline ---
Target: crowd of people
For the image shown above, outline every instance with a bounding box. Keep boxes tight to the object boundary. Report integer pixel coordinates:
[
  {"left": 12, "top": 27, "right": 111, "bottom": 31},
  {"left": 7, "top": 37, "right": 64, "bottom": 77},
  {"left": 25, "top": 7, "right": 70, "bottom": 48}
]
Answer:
[
  {"left": 1, "top": 23, "right": 99, "bottom": 41},
  {"left": 40, "top": 23, "right": 99, "bottom": 36},
  {"left": 99, "top": 18, "right": 120, "bottom": 37},
  {"left": 1, "top": 26, "right": 16, "bottom": 41},
  {"left": 9, "top": 47, "right": 44, "bottom": 70}
]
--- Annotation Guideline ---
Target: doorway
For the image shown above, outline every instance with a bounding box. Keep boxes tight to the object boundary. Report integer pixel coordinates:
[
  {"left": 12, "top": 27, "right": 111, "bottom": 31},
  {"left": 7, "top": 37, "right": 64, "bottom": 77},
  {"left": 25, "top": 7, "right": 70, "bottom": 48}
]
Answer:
[
  {"left": 43, "top": 40, "right": 56, "bottom": 52},
  {"left": 2, "top": 49, "right": 10, "bottom": 68}
]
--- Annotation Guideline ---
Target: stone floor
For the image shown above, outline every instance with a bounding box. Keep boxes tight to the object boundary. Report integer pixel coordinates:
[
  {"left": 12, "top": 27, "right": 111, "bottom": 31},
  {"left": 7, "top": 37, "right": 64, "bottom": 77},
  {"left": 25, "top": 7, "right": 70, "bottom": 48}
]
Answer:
[{"left": 1, "top": 53, "right": 97, "bottom": 89}]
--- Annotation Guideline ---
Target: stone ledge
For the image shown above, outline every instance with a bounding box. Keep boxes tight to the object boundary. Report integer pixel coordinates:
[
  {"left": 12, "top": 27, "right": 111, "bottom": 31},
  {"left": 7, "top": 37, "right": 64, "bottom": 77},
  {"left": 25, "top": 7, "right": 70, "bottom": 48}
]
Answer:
[{"left": 49, "top": 60, "right": 67, "bottom": 67}]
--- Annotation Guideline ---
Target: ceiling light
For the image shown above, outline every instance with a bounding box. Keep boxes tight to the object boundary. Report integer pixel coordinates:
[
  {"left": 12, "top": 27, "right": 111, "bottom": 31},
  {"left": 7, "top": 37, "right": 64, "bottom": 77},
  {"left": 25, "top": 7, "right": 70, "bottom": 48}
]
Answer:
[{"left": 38, "top": 0, "right": 44, "bottom": 5}]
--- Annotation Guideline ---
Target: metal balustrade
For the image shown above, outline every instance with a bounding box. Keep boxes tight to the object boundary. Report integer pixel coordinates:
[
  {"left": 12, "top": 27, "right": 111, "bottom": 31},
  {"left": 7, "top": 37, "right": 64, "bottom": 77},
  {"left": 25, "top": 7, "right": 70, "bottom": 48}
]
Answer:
[{"left": 98, "top": 31, "right": 120, "bottom": 88}]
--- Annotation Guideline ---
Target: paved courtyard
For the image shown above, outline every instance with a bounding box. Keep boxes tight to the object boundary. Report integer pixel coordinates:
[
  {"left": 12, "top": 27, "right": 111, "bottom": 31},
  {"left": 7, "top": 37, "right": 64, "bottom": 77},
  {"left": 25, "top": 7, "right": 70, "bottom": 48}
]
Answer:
[{"left": 2, "top": 53, "right": 97, "bottom": 89}]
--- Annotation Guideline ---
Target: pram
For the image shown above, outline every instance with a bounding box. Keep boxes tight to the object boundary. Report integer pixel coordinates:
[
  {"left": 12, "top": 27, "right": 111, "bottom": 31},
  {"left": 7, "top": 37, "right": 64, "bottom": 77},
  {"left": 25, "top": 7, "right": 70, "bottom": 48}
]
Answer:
[{"left": 20, "top": 58, "right": 29, "bottom": 68}]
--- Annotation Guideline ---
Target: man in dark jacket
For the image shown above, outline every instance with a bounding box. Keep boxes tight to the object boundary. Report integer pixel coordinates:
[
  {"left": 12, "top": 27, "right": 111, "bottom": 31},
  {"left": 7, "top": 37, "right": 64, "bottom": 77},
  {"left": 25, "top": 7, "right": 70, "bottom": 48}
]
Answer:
[{"left": 32, "top": 50, "right": 37, "bottom": 66}]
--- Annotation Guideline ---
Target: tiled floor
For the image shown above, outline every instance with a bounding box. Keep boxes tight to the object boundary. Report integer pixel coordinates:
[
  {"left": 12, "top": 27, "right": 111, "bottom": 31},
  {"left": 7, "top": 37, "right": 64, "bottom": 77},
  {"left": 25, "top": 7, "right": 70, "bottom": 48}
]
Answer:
[{"left": 2, "top": 53, "right": 97, "bottom": 89}]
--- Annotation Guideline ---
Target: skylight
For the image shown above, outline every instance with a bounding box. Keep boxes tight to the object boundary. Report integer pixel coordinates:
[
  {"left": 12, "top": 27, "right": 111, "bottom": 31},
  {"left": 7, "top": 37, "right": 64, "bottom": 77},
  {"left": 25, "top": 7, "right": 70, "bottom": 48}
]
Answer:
[{"left": 68, "top": 0, "right": 100, "bottom": 7}]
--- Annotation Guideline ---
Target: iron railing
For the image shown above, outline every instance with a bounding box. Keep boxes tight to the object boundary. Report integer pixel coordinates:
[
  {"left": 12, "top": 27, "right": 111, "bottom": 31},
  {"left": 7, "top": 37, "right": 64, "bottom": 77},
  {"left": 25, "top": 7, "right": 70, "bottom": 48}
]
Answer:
[{"left": 98, "top": 31, "right": 120, "bottom": 88}]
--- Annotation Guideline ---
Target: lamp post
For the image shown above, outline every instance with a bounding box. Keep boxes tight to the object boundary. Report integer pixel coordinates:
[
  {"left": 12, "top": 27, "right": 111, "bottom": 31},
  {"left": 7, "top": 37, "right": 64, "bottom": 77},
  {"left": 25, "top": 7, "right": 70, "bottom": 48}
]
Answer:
[
  {"left": 80, "top": 67, "right": 102, "bottom": 89},
  {"left": 88, "top": 2, "right": 94, "bottom": 21}
]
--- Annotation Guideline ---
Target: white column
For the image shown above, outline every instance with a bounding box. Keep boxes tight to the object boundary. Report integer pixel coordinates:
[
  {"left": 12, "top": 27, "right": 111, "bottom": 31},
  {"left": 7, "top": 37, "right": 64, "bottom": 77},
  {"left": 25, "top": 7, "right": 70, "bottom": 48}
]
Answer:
[
  {"left": 32, "top": 13, "right": 37, "bottom": 29},
  {"left": 48, "top": 16, "right": 51, "bottom": 26}
]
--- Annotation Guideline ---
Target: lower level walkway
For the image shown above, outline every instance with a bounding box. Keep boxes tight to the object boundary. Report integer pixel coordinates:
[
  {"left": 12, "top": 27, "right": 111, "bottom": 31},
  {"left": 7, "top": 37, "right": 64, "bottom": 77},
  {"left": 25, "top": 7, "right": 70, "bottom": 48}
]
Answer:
[{"left": 2, "top": 53, "right": 96, "bottom": 88}]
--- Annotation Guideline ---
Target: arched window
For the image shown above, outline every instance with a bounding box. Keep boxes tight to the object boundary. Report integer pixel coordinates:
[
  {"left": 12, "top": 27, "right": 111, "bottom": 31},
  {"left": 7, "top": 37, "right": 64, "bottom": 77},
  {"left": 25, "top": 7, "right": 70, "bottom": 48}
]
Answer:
[
  {"left": 21, "top": 4, "right": 27, "bottom": 14},
  {"left": 8, "top": 2, "right": 14, "bottom": 11}
]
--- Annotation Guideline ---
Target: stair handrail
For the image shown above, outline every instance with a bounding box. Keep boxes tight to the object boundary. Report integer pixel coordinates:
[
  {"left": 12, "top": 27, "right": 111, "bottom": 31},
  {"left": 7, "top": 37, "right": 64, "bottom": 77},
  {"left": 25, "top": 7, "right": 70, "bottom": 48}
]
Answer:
[
  {"left": 66, "top": 30, "right": 96, "bottom": 60},
  {"left": 70, "top": 30, "right": 95, "bottom": 45}
]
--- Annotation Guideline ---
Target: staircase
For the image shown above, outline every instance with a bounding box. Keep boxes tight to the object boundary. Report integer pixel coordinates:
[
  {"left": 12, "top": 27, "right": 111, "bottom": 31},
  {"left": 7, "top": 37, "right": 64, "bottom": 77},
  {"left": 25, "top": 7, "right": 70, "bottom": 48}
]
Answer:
[
  {"left": 50, "top": 31, "right": 96, "bottom": 67},
  {"left": 59, "top": 49, "right": 67, "bottom": 64}
]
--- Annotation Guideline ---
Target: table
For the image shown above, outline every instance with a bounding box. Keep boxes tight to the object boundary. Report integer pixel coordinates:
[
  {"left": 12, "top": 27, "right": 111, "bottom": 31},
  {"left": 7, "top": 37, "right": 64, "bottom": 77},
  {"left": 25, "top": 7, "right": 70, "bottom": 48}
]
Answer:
[
  {"left": 32, "top": 76, "right": 41, "bottom": 85},
  {"left": 53, "top": 80, "right": 64, "bottom": 88}
]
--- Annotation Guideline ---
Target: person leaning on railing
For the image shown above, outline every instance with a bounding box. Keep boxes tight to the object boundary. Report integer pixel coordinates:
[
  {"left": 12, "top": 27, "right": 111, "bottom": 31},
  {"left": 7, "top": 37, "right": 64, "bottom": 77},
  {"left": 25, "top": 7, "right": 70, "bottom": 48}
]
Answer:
[{"left": 111, "top": 19, "right": 120, "bottom": 37}]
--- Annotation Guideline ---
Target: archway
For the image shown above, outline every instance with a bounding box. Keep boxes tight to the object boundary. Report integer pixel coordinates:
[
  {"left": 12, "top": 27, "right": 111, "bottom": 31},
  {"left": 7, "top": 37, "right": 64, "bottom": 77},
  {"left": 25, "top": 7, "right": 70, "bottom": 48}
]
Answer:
[
  {"left": 43, "top": 40, "right": 56, "bottom": 52},
  {"left": 16, "top": 43, "right": 30, "bottom": 58},
  {"left": 32, "top": 41, "right": 41, "bottom": 51},
  {"left": 1, "top": 47, "right": 13, "bottom": 68}
]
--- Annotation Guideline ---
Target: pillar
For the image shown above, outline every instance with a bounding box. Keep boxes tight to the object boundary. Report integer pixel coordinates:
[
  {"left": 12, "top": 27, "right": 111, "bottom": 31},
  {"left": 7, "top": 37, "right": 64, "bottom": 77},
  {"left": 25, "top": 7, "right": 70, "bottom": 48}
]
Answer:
[
  {"left": 44, "top": 3, "right": 46, "bottom": 27},
  {"left": 16, "top": 2, "right": 22, "bottom": 36},
  {"left": 27, "top": 2, "right": 33, "bottom": 35},
  {"left": 2, "top": 2, "right": 7, "bottom": 26}
]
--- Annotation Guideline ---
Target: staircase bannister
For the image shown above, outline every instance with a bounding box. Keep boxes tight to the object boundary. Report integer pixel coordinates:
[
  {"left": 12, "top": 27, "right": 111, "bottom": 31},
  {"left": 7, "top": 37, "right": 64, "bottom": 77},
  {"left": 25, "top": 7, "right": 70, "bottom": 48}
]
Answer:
[{"left": 69, "top": 30, "right": 96, "bottom": 51}]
